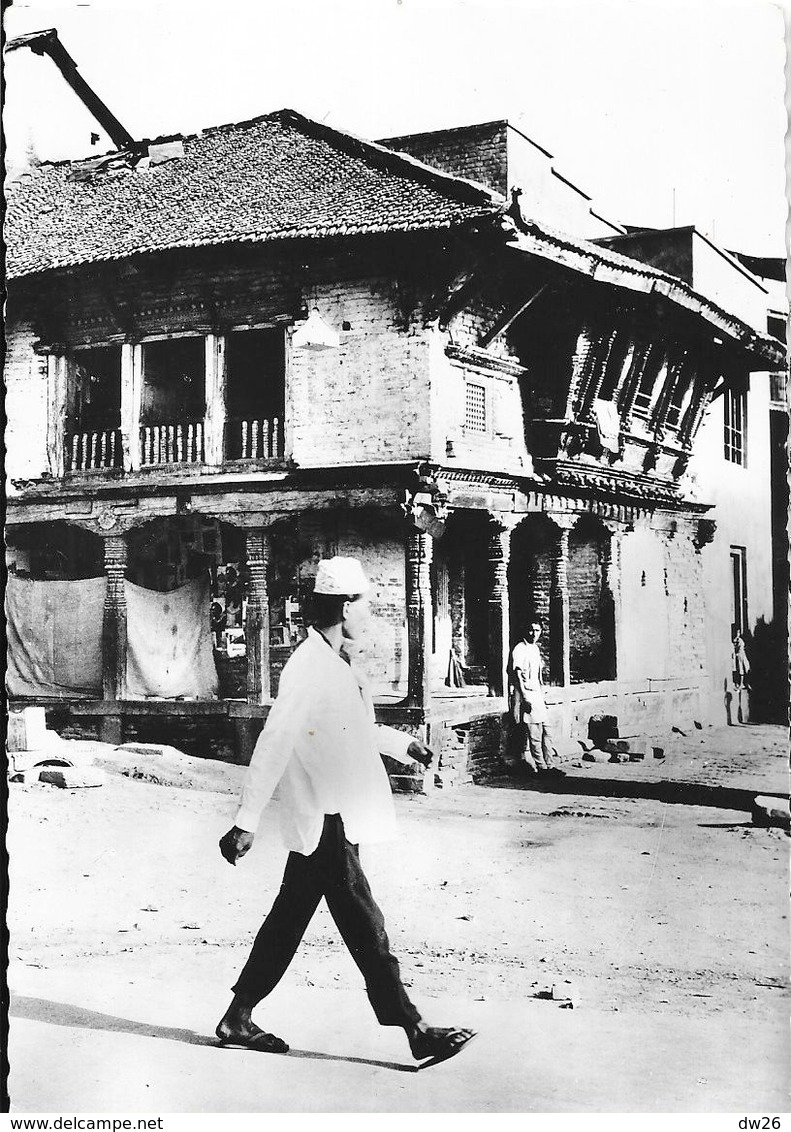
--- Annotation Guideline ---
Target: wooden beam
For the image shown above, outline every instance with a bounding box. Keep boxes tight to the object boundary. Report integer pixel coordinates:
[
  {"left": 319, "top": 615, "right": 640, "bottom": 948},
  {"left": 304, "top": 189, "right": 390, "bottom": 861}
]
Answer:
[
  {"left": 9, "top": 29, "right": 136, "bottom": 151},
  {"left": 46, "top": 354, "right": 68, "bottom": 478},
  {"left": 120, "top": 343, "right": 142, "bottom": 471},
  {"left": 478, "top": 284, "right": 548, "bottom": 349}
]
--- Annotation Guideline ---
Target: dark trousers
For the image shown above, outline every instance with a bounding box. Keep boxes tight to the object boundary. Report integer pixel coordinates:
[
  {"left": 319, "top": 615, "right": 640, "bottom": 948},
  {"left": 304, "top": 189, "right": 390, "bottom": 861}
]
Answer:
[{"left": 232, "top": 814, "right": 421, "bottom": 1028}]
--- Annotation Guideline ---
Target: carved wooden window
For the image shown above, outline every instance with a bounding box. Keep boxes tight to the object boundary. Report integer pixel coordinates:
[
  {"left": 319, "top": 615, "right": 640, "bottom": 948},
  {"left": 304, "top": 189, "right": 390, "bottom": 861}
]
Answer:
[
  {"left": 631, "top": 346, "right": 663, "bottom": 419},
  {"left": 664, "top": 375, "right": 691, "bottom": 431},
  {"left": 465, "top": 380, "right": 487, "bottom": 432},
  {"left": 723, "top": 385, "right": 747, "bottom": 466}
]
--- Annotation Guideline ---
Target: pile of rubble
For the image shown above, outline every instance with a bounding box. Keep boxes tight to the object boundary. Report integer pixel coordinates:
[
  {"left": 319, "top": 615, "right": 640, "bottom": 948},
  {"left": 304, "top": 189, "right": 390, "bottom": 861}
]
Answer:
[{"left": 7, "top": 707, "right": 106, "bottom": 788}]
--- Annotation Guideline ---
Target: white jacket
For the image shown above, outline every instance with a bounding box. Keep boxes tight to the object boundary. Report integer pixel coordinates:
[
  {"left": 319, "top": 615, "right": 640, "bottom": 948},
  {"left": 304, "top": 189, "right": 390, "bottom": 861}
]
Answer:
[
  {"left": 236, "top": 628, "right": 415, "bottom": 853},
  {"left": 510, "top": 639, "right": 548, "bottom": 724}
]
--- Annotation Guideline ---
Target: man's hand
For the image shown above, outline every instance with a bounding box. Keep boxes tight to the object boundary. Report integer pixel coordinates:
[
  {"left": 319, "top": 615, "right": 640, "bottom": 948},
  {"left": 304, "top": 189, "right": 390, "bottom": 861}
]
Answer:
[
  {"left": 219, "top": 826, "right": 255, "bottom": 866},
  {"left": 407, "top": 739, "right": 434, "bottom": 769}
]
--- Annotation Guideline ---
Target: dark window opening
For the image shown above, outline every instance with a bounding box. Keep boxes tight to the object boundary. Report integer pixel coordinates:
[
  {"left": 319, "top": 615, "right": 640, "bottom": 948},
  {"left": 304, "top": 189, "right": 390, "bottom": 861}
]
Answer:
[
  {"left": 8, "top": 522, "right": 104, "bottom": 581},
  {"left": 66, "top": 345, "right": 124, "bottom": 470},
  {"left": 141, "top": 337, "right": 205, "bottom": 426},
  {"left": 730, "top": 546, "right": 748, "bottom": 639},
  {"left": 71, "top": 346, "right": 121, "bottom": 431},
  {"left": 767, "top": 313, "right": 787, "bottom": 344},
  {"left": 225, "top": 329, "right": 286, "bottom": 460}
]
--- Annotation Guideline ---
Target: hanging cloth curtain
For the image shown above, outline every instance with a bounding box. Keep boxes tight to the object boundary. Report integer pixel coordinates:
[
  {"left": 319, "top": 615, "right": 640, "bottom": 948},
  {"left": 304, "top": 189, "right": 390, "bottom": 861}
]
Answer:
[
  {"left": 5, "top": 575, "right": 106, "bottom": 697},
  {"left": 125, "top": 575, "right": 219, "bottom": 699}
]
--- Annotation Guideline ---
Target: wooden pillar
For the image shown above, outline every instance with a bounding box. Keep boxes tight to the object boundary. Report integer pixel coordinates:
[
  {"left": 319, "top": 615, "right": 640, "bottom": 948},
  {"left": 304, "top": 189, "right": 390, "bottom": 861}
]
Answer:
[
  {"left": 600, "top": 521, "right": 620, "bottom": 680},
  {"left": 102, "top": 533, "right": 128, "bottom": 703},
  {"left": 46, "top": 353, "right": 68, "bottom": 478},
  {"left": 120, "top": 342, "right": 143, "bottom": 471},
  {"left": 405, "top": 527, "right": 433, "bottom": 708},
  {"left": 487, "top": 520, "right": 512, "bottom": 697},
  {"left": 204, "top": 333, "right": 227, "bottom": 465},
  {"left": 549, "top": 515, "right": 575, "bottom": 686},
  {"left": 245, "top": 529, "right": 272, "bottom": 704}
]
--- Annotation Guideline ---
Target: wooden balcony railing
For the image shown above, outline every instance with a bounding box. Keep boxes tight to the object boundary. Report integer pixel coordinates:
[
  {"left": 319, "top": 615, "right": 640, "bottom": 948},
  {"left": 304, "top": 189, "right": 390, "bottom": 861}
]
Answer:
[
  {"left": 140, "top": 422, "right": 204, "bottom": 466},
  {"left": 225, "top": 417, "right": 284, "bottom": 461},
  {"left": 65, "top": 428, "right": 123, "bottom": 472},
  {"left": 63, "top": 418, "right": 285, "bottom": 473}
]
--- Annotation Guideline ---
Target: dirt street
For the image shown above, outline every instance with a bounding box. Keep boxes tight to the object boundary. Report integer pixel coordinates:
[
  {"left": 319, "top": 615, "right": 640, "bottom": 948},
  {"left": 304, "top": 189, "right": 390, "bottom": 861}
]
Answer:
[{"left": 6, "top": 723, "right": 790, "bottom": 1112}]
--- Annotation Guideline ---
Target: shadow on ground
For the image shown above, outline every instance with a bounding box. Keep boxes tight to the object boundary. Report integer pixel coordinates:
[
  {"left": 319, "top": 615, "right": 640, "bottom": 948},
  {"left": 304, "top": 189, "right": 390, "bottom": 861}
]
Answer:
[
  {"left": 488, "top": 772, "right": 784, "bottom": 812},
  {"left": 9, "top": 995, "right": 417, "bottom": 1073}
]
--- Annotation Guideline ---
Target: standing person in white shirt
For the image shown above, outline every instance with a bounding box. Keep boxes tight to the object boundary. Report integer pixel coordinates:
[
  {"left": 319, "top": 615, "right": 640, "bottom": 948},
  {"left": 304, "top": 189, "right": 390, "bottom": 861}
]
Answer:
[
  {"left": 509, "top": 621, "right": 565, "bottom": 778},
  {"left": 216, "top": 556, "right": 476, "bottom": 1066}
]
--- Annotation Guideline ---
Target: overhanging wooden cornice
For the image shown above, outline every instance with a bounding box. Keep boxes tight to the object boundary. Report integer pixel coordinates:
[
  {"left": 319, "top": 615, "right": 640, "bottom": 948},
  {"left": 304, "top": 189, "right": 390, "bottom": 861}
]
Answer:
[{"left": 503, "top": 216, "right": 785, "bottom": 370}]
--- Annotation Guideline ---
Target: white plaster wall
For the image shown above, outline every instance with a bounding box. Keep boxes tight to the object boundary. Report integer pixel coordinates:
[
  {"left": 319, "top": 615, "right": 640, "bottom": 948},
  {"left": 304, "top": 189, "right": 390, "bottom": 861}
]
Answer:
[
  {"left": 691, "top": 235, "right": 768, "bottom": 332},
  {"left": 617, "top": 526, "right": 670, "bottom": 681},
  {"left": 506, "top": 126, "right": 617, "bottom": 239},
  {"left": 689, "top": 376, "right": 774, "bottom": 721},
  {"left": 4, "top": 320, "right": 49, "bottom": 492}
]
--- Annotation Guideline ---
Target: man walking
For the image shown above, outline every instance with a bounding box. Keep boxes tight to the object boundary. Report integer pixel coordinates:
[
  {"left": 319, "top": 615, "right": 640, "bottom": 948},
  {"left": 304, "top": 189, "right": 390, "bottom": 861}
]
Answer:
[
  {"left": 216, "top": 556, "right": 475, "bottom": 1066},
  {"left": 509, "top": 621, "right": 565, "bottom": 777}
]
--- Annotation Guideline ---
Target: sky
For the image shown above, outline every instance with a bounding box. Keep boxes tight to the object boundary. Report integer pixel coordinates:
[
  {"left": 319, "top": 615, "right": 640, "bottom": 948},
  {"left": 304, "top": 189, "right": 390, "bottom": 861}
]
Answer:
[{"left": 3, "top": 0, "right": 789, "bottom": 257}]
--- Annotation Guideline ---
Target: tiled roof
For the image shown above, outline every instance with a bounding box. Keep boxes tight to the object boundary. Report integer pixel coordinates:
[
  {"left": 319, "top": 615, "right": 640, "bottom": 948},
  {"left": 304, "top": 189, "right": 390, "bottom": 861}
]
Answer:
[{"left": 5, "top": 109, "right": 505, "bottom": 279}]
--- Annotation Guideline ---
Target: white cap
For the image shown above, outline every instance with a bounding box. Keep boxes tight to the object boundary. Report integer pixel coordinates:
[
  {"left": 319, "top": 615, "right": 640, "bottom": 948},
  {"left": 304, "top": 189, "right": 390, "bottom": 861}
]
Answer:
[{"left": 313, "top": 556, "right": 370, "bottom": 596}]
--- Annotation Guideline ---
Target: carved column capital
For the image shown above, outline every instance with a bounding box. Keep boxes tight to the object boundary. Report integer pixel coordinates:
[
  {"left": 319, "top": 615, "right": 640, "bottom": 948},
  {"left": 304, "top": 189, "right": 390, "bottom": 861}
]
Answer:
[{"left": 547, "top": 511, "right": 578, "bottom": 534}]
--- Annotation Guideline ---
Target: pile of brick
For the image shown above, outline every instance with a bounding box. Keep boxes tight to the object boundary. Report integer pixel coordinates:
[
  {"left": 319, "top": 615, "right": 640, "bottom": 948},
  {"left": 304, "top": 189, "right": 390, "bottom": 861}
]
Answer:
[{"left": 580, "top": 736, "right": 666, "bottom": 764}]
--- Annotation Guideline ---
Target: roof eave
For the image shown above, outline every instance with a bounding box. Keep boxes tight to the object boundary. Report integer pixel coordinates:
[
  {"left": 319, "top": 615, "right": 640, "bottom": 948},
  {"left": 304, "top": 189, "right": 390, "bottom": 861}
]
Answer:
[
  {"left": 5, "top": 211, "right": 503, "bottom": 284},
  {"left": 505, "top": 222, "right": 785, "bottom": 369}
]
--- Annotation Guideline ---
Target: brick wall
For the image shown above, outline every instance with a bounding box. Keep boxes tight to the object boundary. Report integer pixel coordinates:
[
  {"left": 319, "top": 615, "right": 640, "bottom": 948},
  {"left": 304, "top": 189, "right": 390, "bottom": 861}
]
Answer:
[
  {"left": 568, "top": 524, "right": 615, "bottom": 683},
  {"left": 266, "top": 511, "right": 408, "bottom": 695},
  {"left": 290, "top": 278, "right": 432, "bottom": 467},
  {"left": 8, "top": 244, "right": 438, "bottom": 476},
  {"left": 5, "top": 321, "right": 49, "bottom": 489},
  {"left": 336, "top": 512, "right": 408, "bottom": 693},
  {"left": 568, "top": 534, "right": 604, "bottom": 680},
  {"left": 379, "top": 121, "right": 509, "bottom": 195}
]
